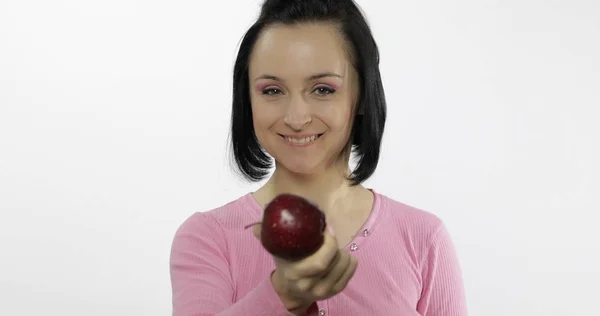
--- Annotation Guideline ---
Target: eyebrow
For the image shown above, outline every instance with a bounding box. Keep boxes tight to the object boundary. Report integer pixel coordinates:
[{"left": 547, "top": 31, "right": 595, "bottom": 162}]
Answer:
[{"left": 254, "top": 72, "right": 342, "bottom": 82}]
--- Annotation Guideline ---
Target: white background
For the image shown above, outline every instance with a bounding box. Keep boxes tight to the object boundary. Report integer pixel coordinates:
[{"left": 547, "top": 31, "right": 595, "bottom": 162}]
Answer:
[{"left": 1, "top": 0, "right": 599, "bottom": 315}]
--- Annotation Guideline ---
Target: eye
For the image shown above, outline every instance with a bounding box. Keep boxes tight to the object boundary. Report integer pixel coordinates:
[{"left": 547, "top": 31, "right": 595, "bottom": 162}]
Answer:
[
  {"left": 313, "top": 86, "right": 336, "bottom": 96},
  {"left": 262, "top": 88, "right": 283, "bottom": 96}
]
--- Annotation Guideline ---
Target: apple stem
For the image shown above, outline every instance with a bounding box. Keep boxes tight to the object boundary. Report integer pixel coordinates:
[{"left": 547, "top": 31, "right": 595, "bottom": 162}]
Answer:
[{"left": 244, "top": 221, "right": 261, "bottom": 230}]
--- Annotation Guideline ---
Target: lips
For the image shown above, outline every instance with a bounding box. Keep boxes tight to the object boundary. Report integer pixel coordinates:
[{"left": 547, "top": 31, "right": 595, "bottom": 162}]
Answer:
[{"left": 278, "top": 133, "right": 324, "bottom": 145}]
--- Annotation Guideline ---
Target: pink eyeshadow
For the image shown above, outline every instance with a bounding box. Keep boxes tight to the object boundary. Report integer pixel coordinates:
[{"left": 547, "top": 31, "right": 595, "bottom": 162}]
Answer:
[
  {"left": 316, "top": 81, "right": 341, "bottom": 90},
  {"left": 255, "top": 83, "right": 277, "bottom": 92}
]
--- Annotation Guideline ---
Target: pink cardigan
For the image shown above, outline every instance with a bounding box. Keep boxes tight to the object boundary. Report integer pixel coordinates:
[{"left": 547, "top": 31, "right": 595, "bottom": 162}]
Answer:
[{"left": 170, "top": 191, "right": 467, "bottom": 315}]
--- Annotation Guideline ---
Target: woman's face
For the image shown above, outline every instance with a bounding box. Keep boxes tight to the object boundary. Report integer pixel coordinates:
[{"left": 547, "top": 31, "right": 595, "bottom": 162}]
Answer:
[{"left": 248, "top": 22, "right": 359, "bottom": 176}]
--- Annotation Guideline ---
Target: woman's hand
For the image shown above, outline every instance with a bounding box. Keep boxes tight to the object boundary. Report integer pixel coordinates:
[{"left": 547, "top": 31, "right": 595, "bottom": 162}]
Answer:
[{"left": 252, "top": 223, "right": 358, "bottom": 313}]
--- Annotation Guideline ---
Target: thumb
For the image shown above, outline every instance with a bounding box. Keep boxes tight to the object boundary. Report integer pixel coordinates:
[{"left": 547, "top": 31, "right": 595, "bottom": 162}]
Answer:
[
  {"left": 323, "top": 224, "right": 338, "bottom": 248},
  {"left": 244, "top": 221, "right": 262, "bottom": 240},
  {"left": 252, "top": 222, "right": 262, "bottom": 239},
  {"left": 326, "top": 224, "right": 336, "bottom": 237}
]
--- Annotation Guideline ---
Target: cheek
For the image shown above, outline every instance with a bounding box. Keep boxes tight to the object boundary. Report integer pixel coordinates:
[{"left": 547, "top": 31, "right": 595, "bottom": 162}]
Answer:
[
  {"left": 251, "top": 102, "right": 281, "bottom": 131},
  {"left": 318, "top": 103, "right": 354, "bottom": 133}
]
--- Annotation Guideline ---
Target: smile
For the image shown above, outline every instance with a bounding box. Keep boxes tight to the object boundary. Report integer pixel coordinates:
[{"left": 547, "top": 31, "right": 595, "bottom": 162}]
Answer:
[{"left": 278, "top": 133, "right": 324, "bottom": 146}]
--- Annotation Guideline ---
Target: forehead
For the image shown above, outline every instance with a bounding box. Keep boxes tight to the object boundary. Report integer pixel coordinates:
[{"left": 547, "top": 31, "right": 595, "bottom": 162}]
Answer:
[{"left": 249, "top": 23, "right": 350, "bottom": 78}]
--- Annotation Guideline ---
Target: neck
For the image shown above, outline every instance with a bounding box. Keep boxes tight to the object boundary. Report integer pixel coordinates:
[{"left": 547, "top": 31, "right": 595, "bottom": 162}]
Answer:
[{"left": 258, "top": 162, "right": 360, "bottom": 215}]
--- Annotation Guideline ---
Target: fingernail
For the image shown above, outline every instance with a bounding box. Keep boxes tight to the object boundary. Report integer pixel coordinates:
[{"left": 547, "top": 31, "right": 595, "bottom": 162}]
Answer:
[{"left": 327, "top": 225, "right": 336, "bottom": 236}]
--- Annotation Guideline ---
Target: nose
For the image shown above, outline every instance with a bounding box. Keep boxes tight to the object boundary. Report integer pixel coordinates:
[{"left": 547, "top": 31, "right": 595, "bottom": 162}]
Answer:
[{"left": 283, "top": 97, "right": 312, "bottom": 131}]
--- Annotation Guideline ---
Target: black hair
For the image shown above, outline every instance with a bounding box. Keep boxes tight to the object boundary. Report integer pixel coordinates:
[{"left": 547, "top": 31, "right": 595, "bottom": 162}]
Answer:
[{"left": 229, "top": 0, "right": 386, "bottom": 185}]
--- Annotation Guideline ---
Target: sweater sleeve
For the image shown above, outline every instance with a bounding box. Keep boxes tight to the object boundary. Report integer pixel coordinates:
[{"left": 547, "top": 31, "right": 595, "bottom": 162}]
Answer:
[
  {"left": 170, "top": 212, "right": 303, "bottom": 316},
  {"left": 416, "top": 223, "right": 468, "bottom": 316}
]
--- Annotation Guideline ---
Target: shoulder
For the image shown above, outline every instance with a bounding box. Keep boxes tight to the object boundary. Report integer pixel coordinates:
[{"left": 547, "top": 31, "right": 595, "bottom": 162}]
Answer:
[
  {"left": 376, "top": 192, "right": 443, "bottom": 231},
  {"left": 374, "top": 191, "right": 447, "bottom": 251},
  {"left": 174, "top": 193, "right": 260, "bottom": 240}
]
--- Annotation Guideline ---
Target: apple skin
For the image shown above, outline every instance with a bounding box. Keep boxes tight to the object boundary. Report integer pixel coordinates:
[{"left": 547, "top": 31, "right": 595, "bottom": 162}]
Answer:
[{"left": 260, "top": 194, "right": 327, "bottom": 261}]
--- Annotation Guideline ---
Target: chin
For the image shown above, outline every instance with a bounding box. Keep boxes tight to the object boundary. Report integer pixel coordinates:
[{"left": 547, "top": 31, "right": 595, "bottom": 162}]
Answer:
[{"left": 276, "top": 158, "right": 322, "bottom": 176}]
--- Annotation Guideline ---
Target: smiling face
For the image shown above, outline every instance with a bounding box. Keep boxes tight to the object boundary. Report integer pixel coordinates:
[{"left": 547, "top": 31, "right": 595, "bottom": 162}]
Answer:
[{"left": 248, "top": 22, "right": 359, "bottom": 176}]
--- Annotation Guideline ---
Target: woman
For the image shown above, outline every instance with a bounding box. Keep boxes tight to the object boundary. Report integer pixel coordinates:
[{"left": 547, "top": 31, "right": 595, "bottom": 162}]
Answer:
[{"left": 170, "top": 0, "right": 467, "bottom": 315}]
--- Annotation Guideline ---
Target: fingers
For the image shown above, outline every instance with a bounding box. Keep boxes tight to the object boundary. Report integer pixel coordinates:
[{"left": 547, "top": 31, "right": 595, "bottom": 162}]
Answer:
[
  {"left": 293, "top": 252, "right": 358, "bottom": 300},
  {"left": 310, "top": 251, "right": 351, "bottom": 297},
  {"left": 262, "top": 220, "right": 358, "bottom": 301},
  {"left": 331, "top": 255, "right": 358, "bottom": 294},
  {"left": 317, "top": 248, "right": 341, "bottom": 277},
  {"left": 284, "top": 228, "right": 338, "bottom": 279},
  {"left": 323, "top": 251, "right": 351, "bottom": 281},
  {"left": 287, "top": 250, "right": 342, "bottom": 294}
]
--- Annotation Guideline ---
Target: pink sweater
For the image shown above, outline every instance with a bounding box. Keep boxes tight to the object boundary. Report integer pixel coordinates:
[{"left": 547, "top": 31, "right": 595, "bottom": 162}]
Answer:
[{"left": 170, "top": 190, "right": 467, "bottom": 315}]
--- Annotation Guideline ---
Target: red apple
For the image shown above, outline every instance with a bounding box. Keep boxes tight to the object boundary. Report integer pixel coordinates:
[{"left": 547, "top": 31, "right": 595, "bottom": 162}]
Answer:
[{"left": 259, "top": 194, "right": 326, "bottom": 261}]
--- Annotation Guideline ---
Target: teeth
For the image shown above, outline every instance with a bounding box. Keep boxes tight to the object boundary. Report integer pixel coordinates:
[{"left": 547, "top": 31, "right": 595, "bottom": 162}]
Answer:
[{"left": 285, "top": 135, "right": 318, "bottom": 144}]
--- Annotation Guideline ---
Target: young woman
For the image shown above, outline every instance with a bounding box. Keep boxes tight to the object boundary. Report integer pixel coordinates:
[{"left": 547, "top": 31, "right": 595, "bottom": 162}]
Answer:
[{"left": 170, "top": 1, "right": 467, "bottom": 315}]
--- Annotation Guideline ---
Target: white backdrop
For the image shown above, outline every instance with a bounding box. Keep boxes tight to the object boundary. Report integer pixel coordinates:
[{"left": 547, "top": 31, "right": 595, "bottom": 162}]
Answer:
[{"left": 1, "top": 0, "right": 599, "bottom": 315}]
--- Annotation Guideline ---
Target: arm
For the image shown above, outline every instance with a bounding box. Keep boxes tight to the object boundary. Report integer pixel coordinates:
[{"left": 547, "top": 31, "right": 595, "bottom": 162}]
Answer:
[
  {"left": 416, "top": 223, "right": 468, "bottom": 316},
  {"left": 170, "top": 212, "right": 314, "bottom": 316}
]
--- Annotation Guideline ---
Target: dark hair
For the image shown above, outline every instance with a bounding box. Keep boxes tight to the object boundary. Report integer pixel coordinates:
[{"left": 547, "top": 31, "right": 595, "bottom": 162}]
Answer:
[{"left": 229, "top": 0, "right": 386, "bottom": 185}]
